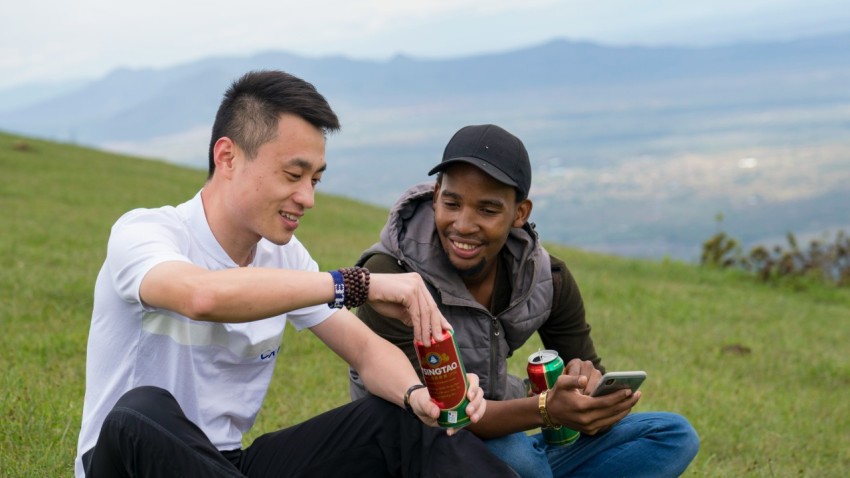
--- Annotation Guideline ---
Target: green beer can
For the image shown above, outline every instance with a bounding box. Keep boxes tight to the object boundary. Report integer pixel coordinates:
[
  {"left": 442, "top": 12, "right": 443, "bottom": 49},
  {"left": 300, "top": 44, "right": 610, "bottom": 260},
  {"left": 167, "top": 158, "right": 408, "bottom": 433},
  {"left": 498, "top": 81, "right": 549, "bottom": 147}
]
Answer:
[{"left": 527, "top": 350, "right": 580, "bottom": 446}]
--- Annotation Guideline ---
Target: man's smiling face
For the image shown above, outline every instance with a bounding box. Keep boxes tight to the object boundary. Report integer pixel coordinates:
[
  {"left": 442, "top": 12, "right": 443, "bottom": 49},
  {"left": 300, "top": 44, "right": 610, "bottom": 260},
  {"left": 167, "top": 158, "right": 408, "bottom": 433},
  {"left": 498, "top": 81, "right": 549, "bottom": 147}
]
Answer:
[
  {"left": 229, "top": 113, "right": 326, "bottom": 246},
  {"left": 432, "top": 162, "right": 530, "bottom": 282}
]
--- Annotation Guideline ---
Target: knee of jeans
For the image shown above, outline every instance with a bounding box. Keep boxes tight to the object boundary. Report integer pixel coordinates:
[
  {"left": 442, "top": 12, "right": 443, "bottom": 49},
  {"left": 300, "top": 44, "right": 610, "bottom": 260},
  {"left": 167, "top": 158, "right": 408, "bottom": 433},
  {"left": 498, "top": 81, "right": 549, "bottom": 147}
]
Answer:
[
  {"left": 678, "top": 416, "right": 701, "bottom": 458},
  {"left": 486, "top": 434, "right": 550, "bottom": 478},
  {"left": 502, "top": 450, "right": 550, "bottom": 478},
  {"left": 658, "top": 412, "right": 700, "bottom": 458}
]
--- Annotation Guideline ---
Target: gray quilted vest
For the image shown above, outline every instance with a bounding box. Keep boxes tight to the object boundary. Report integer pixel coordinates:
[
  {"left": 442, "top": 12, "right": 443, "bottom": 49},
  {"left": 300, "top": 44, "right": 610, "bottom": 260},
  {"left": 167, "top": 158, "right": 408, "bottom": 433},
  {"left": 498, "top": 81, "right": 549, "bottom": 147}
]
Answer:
[{"left": 358, "top": 183, "right": 553, "bottom": 400}]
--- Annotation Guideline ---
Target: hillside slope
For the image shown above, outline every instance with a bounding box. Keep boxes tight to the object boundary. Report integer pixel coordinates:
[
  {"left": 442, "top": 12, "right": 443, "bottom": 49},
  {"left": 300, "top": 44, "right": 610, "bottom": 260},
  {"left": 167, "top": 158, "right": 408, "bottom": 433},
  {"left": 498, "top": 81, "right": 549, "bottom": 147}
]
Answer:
[{"left": 1, "top": 133, "right": 848, "bottom": 476}]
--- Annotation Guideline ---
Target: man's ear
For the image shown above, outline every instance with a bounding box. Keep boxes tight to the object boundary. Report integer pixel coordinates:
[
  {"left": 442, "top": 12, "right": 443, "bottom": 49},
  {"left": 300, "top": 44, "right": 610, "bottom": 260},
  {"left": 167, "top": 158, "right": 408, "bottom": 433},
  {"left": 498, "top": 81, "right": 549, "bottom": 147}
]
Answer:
[
  {"left": 212, "top": 137, "right": 237, "bottom": 178},
  {"left": 513, "top": 198, "right": 533, "bottom": 228}
]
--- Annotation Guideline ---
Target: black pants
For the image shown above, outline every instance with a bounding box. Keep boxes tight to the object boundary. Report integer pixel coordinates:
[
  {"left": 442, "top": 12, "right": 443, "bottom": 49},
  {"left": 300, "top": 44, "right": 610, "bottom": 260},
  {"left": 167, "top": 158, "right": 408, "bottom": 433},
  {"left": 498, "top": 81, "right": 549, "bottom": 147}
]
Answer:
[{"left": 82, "top": 386, "right": 517, "bottom": 477}]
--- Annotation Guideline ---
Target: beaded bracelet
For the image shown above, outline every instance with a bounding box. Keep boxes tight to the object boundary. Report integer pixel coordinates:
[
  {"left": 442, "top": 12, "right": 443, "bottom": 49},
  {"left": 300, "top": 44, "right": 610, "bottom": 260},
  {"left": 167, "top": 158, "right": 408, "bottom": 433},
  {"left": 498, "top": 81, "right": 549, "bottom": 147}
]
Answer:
[{"left": 339, "top": 266, "right": 370, "bottom": 309}]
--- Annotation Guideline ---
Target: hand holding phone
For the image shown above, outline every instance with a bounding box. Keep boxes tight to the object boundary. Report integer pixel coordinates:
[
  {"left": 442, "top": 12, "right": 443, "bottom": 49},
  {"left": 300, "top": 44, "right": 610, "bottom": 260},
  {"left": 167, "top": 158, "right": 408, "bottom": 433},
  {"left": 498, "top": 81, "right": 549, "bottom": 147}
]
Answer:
[{"left": 590, "top": 371, "right": 646, "bottom": 397}]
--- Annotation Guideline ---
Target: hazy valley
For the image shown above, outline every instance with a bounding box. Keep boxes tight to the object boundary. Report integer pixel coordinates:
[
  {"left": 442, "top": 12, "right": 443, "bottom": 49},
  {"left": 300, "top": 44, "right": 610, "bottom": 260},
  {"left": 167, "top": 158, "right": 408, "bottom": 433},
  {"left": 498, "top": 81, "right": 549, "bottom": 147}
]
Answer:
[{"left": 2, "top": 33, "right": 848, "bottom": 261}]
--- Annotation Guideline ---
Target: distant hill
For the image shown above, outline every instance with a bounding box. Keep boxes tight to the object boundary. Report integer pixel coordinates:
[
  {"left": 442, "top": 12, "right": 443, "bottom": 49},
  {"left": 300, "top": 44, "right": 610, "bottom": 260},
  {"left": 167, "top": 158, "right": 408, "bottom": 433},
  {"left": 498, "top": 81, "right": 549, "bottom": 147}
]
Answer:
[{"left": 2, "top": 33, "right": 849, "bottom": 261}]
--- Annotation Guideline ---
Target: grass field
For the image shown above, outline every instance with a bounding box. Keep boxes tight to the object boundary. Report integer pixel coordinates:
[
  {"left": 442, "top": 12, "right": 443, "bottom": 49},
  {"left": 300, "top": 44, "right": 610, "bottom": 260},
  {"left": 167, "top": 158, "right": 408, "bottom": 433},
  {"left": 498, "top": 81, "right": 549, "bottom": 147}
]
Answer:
[{"left": 2, "top": 132, "right": 848, "bottom": 476}]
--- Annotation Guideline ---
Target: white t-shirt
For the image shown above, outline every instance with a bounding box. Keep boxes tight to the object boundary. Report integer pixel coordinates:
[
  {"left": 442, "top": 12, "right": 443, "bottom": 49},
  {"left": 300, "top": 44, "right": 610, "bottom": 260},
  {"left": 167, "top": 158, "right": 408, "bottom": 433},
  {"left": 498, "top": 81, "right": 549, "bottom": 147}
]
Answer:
[{"left": 75, "top": 191, "right": 334, "bottom": 477}]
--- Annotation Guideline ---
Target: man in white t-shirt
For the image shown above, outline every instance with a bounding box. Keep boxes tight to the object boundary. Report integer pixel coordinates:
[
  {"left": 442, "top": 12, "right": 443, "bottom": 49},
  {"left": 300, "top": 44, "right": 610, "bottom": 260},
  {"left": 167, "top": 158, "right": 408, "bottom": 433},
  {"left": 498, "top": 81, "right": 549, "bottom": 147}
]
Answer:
[{"left": 74, "top": 70, "right": 517, "bottom": 478}]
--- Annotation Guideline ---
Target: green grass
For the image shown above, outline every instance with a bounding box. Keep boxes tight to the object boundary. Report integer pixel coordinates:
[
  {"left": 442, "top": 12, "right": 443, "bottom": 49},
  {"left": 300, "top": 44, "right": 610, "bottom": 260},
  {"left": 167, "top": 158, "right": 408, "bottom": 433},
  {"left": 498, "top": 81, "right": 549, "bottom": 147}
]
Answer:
[{"left": 2, "top": 132, "right": 849, "bottom": 476}]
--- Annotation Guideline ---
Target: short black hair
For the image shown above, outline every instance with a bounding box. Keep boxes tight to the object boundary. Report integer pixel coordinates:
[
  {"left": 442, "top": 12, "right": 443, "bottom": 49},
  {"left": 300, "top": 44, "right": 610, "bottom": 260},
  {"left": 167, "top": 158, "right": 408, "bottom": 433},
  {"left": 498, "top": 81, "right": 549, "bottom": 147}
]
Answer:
[{"left": 207, "top": 70, "right": 340, "bottom": 177}]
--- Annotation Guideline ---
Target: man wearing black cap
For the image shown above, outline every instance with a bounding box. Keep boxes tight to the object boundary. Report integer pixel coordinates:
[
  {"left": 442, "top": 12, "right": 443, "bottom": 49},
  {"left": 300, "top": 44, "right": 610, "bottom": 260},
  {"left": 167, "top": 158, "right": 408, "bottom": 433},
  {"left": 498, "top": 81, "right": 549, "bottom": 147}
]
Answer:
[{"left": 350, "top": 124, "right": 699, "bottom": 477}]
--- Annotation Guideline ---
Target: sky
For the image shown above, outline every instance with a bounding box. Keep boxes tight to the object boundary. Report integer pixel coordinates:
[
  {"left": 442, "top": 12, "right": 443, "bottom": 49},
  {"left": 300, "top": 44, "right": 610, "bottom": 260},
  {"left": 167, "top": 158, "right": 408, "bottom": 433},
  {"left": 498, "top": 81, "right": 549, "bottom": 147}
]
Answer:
[{"left": 2, "top": 0, "right": 850, "bottom": 90}]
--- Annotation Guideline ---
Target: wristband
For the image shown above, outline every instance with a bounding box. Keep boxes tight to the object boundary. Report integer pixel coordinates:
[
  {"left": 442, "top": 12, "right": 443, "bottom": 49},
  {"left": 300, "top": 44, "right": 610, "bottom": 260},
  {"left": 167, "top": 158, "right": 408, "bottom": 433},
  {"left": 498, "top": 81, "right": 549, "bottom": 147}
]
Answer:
[
  {"left": 404, "top": 384, "right": 427, "bottom": 417},
  {"left": 327, "top": 270, "right": 345, "bottom": 309},
  {"left": 538, "top": 389, "right": 561, "bottom": 429}
]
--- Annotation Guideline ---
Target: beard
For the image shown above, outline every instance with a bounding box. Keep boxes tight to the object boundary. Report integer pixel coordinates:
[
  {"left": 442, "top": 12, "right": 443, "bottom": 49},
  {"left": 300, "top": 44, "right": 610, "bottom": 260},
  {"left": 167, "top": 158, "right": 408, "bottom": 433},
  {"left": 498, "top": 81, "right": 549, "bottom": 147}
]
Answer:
[{"left": 449, "top": 257, "right": 487, "bottom": 279}]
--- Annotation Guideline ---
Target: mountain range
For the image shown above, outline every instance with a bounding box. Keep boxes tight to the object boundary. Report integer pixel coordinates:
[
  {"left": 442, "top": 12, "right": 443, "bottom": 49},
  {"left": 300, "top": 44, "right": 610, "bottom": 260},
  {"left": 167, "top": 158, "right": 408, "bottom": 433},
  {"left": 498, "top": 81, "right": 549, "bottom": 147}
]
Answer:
[{"left": 2, "top": 32, "right": 849, "bottom": 261}]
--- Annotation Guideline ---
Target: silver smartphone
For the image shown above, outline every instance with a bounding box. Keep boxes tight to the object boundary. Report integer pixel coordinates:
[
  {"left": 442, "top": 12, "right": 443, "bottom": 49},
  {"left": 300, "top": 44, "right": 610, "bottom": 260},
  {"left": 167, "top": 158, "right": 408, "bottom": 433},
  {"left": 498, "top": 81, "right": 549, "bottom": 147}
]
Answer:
[{"left": 591, "top": 371, "right": 646, "bottom": 397}]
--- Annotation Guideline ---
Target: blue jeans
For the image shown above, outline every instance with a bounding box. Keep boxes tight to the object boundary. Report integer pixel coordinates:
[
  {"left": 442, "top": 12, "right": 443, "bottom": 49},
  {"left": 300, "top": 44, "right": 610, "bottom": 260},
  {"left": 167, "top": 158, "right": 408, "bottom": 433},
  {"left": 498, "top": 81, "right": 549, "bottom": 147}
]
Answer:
[{"left": 485, "top": 412, "right": 699, "bottom": 478}]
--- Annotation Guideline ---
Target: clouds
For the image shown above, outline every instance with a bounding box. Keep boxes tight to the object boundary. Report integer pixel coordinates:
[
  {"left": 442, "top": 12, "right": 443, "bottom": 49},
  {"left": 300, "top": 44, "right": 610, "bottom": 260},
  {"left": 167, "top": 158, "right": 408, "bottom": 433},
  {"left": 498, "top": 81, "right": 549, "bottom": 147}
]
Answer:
[{"left": 1, "top": 0, "right": 848, "bottom": 90}]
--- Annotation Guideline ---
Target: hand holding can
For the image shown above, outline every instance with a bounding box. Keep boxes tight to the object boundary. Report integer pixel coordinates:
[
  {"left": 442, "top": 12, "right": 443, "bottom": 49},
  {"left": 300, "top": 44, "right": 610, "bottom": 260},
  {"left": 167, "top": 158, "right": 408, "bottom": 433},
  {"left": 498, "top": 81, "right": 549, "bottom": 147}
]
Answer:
[{"left": 414, "top": 329, "right": 471, "bottom": 428}]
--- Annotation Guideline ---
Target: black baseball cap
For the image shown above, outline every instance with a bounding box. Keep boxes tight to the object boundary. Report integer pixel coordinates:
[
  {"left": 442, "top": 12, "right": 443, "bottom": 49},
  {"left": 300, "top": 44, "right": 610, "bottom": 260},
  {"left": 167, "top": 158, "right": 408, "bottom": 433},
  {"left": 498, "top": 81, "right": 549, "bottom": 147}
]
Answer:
[{"left": 428, "top": 124, "right": 531, "bottom": 200}]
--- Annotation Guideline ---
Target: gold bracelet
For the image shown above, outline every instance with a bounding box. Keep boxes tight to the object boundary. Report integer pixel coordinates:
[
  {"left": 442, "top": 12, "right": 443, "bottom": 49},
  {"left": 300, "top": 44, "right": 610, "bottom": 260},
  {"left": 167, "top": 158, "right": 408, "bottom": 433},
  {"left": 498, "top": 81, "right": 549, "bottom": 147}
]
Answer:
[{"left": 538, "top": 389, "right": 561, "bottom": 429}]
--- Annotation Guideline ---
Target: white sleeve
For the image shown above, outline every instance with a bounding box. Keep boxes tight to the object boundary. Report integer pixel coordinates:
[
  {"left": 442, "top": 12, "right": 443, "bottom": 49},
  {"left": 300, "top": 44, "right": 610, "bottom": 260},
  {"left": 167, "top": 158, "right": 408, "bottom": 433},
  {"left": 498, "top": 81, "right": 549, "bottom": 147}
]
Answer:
[{"left": 105, "top": 210, "right": 191, "bottom": 307}]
